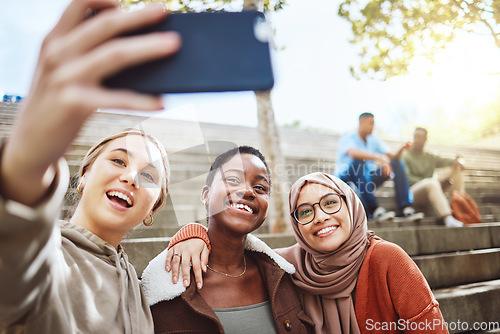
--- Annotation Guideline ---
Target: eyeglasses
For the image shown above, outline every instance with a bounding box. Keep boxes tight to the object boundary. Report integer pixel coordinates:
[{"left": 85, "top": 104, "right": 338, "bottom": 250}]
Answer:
[{"left": 291, "top": 193, "right": 346, "bottom": 225}]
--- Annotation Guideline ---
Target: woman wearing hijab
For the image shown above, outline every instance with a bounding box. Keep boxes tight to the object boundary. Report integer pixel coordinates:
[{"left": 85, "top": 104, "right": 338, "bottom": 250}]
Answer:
[
  {"left": 277, "top": 172, "right": 447, "bottom": 334},
  {"left": 167, "top": 172, "right": 448, "bottom": 334}
]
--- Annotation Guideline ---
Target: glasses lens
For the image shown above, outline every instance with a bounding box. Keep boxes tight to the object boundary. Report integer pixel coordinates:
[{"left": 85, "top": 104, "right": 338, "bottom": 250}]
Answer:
[
  {"left": 320, "top": 194, "right": 342, "bottom": 214},
  {"left": 295, "top": 204, "right": 314, "bottom": 224}
]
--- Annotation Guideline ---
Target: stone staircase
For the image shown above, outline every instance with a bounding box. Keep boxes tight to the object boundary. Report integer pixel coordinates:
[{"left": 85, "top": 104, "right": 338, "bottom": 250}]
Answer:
[{"left": 2, "top": 102, "right": 499, "bottom": 333}]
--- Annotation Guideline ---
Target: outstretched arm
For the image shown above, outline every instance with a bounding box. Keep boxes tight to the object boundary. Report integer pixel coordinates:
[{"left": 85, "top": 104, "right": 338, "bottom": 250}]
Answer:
[
  {"left": 387, "top": 141, "right": 412, "bottom": 160},
  {"left": 347, "top": 148, "right": 393, "bottom": 177},
  {"left": 0, "top": 0, "right": 181, "bottom": 326},
  {"left": 347, "top": 148, "right": 390, "bottom": 163}
]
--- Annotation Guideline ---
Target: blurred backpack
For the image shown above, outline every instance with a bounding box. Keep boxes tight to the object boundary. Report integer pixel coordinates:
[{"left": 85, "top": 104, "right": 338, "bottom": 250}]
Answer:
[{"left": 450, "top": 190, "right": 482, "bottom": 224}]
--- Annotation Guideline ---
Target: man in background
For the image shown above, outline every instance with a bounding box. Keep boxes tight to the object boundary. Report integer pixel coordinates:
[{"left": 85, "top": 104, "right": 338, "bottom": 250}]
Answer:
[
  {"left": 335, "top": 112, "right": 423, "bottom": 222},
  {"left": 402, "top": 127, "right": 465, "bottom": 227}
]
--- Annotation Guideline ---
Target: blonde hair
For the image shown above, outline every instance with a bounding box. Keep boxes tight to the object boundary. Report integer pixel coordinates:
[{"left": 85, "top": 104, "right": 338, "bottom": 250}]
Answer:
[{"left": 79, "top": 128, "right": 169, "bottom": 215}]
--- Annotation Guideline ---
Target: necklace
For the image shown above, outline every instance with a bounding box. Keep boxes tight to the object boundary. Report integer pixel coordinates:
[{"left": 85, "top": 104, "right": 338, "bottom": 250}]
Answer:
[{"left": 207, "top": 255, "right": 247, "bottom": 278}]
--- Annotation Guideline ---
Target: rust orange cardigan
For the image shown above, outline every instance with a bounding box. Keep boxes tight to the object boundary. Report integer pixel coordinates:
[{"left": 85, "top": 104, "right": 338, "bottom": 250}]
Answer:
[
  {"left": 354, "top": 239, "right": 448, "bottom": 334},
  {"left": 169, "top": 225, "right": 449, "bottom": 334}
]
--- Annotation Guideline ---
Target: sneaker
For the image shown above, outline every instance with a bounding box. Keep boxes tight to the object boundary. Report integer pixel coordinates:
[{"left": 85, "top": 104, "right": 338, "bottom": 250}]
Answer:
[
  {"left": 373, "top": 207, "right": 396, "bottom": 223},
  {"left": 401, "top": 207, "right": 425, "bottom": 222},
  {"left": 444, "top": 215, "right": 464, "bottom": 227}
]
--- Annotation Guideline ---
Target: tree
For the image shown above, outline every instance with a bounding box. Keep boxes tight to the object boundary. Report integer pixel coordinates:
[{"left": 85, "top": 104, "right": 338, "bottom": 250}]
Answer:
[
  {"left": 243, "top": 0, "right": 290, "bottom": 233},
  {"left": 121, "top": 0, "right": 285, "bottom": 11},
  {"left": 338, "top": 0, "right": 500, "bottom": 80},
  {"left": 120, "top": 0, "right": 291, "bottom": 232}
]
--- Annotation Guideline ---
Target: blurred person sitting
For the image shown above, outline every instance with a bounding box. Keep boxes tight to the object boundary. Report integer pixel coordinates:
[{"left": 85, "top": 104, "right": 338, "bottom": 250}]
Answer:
[
  {"left": 335, "top": 112, "right": 423, "bottom": 223},
  {"left": 402, "top": 127, "right": 465, "bottom": 227}
]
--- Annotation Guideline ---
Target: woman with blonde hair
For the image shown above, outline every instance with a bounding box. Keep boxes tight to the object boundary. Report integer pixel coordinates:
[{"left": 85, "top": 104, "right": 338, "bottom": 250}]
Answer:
[{"left": 0, "top": 0, "right": 181, "bottom": 332}]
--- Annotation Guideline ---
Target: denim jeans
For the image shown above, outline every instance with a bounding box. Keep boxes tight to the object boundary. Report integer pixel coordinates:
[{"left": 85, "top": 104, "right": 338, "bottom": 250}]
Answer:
[{"left": 339, "top": 159, "right": 413, "bottom": 216}]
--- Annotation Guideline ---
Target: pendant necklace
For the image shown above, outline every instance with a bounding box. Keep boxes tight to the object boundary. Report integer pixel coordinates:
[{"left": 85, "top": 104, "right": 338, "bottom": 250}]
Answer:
[{"left": 207, "top": 255, "right": 247, "bottom": 278}]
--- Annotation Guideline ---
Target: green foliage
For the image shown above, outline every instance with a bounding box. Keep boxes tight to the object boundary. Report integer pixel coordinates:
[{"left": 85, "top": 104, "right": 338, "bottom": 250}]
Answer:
[
  {"left": 120, "top": 0, "right": 286, "bottom": 12},
  {"left": 338, "top": 0, "right": 500, "bottom": 80},
  {"left": 406, "top": 96, "right": 500, "bottom": 145},
  {"left": 283, "top": 119, "right": 303, "bottom": 128}
]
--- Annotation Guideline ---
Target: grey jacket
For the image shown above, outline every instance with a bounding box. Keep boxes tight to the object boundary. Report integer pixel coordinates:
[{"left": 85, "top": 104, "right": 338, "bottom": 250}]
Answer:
[{"left": 0, "top": 158, "right": 153, "bottom": 334}]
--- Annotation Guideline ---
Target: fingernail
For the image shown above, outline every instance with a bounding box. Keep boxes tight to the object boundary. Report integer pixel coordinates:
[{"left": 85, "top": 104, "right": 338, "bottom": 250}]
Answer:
[
  {"left": 165, "top": 265, "right": 170, "bottom": 272},
  {"left": 184, "top": 279, "right": 189, "bottom": 287},
  {"left": 164, "top": 31, "right": 181, "bottom": 43},
  {"left": 148, "top": 3, "right": 166, "bottom": 13},
  {"left": 173, "top": 276, "right": 178, "bottom": 284},
  {"left": 197, "top": 282, "right": 202, "bottom": 289},
  {"left": 202, "top": 264, "right": 207, "bottom": 272}
]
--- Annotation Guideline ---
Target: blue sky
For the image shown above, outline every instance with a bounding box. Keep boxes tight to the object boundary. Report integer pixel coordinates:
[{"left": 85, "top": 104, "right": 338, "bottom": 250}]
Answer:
[{"left": 1, "top": 0, "right": 499, "bottom": 140}]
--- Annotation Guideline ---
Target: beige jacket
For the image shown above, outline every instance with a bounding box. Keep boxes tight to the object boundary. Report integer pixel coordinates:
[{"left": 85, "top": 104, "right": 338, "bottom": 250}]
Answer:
[{"left": 0, "top": 158, "right": 153, "bottom": 334}]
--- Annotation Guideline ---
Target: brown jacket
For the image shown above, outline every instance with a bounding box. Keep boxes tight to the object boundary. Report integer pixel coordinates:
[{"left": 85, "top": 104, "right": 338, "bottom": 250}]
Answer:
[{"left": 142, "top": 234, "right": 314, "bottom": 334}]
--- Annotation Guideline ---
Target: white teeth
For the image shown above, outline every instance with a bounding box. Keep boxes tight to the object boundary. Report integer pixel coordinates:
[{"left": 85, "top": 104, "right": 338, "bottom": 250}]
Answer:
[
  {"left": 230, "top": 203, "right": 253, "bottom": 214},
  {"left": 107, "top": 191, "right": 132, "bottom": 207},
  {"left": 316, "top": 226, "right": 338, "bottom": 235}
]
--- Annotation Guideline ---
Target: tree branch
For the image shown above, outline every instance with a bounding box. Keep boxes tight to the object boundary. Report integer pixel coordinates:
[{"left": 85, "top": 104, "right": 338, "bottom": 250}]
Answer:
[{"left": 450, "top": 0, "right": 499, "bottom": 47}]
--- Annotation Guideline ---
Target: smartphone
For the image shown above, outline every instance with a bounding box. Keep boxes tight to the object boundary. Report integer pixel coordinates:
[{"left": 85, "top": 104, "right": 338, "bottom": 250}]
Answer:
[{"left": 104, "top": 11, "right": 274, "bottom": 94}]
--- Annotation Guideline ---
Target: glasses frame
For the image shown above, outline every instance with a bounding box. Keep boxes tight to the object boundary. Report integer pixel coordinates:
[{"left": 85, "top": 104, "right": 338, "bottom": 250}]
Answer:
[{"left": 291, "top": 193, "right": 346, "bottom": 225}]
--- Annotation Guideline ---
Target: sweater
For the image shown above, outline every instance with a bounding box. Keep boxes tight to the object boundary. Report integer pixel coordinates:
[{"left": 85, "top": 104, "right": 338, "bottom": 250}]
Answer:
[
  {"left": 354, "top": 239, "right": 448, "bottom": 334},
  {"left": 0, "top": 158, "right": 153, "bottom": 334},
  {"left": 402, "top": 151, "right": 454, "bottom": 186},
  {"left": 141, "top": 234, "right": 315, "bottom": 334}
]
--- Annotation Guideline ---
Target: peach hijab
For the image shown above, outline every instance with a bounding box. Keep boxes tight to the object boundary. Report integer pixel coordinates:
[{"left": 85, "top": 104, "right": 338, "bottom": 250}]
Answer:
[{"left": 279, "top": 172, "right": 376, "bottom": 334}]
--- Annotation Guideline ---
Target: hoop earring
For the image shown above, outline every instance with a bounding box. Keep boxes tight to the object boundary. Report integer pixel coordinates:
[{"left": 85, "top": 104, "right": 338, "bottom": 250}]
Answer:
[
  {"left": 77, "top": 183, "right": 84, "bottom": 195},
  {"left": 143, "top": 215, "right": 154, "bottom": 226}
]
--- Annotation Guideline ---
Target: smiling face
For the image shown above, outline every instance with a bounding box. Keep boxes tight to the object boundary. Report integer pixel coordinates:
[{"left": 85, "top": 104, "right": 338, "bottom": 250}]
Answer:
[
  {"left": 202, "top": 153, "right": 270, "bottom": 236},
  {"left": 75, "top": 135, "right": 165, "bottom": 244},
  {"left": 296, "top": 183, "right": 352, "bottom": 252}
]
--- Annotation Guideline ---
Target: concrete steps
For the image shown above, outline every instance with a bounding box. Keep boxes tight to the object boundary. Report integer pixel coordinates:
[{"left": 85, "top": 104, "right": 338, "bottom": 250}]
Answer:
[
  {"left": 434, "top": 280, "right": 500, "bottom": 333},
  {"left": 414, "top": 248, "right": 500, "bottom": 289}
]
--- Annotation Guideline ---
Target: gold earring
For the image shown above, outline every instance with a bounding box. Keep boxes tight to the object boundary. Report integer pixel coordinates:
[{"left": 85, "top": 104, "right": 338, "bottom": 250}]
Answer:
[
  {"left": 143, "top": 215, "right": 154, "bottom": 226},
  {"left": 77, "top": 183, "right": 84, "bottom": 195}
]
